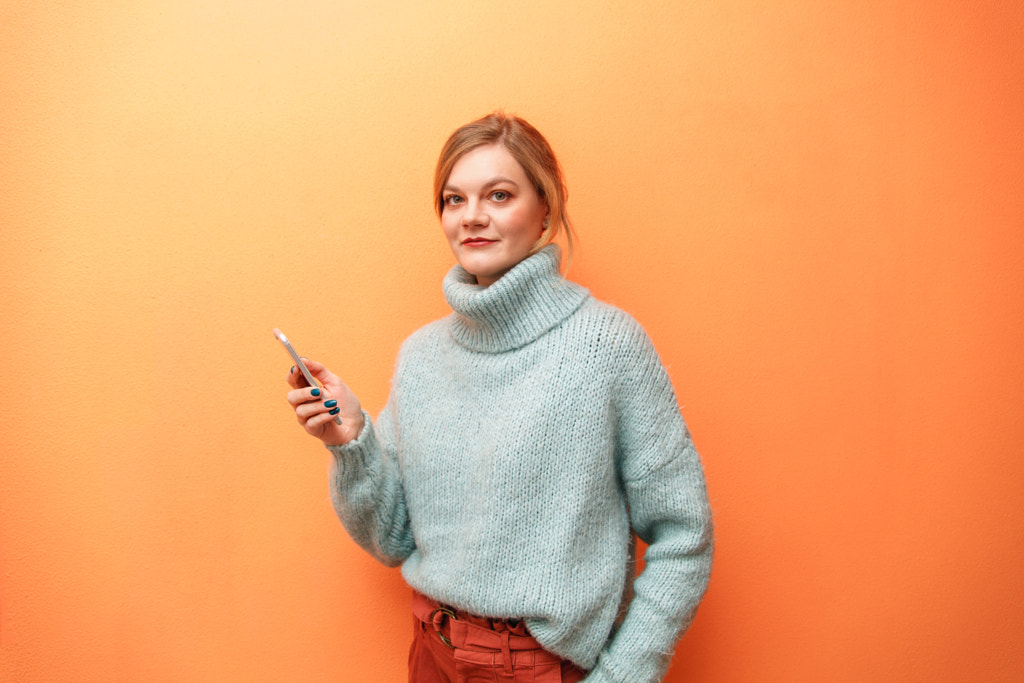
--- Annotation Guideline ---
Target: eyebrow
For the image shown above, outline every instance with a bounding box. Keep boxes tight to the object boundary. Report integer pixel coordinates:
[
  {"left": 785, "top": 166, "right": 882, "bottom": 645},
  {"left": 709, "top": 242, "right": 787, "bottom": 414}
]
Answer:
[{"left": 443, "top": 177, "right": 520, "bottom": 193}]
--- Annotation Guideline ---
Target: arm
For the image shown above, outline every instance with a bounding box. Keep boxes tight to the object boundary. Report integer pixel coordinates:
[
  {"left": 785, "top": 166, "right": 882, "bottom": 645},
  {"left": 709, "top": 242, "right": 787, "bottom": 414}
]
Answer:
[
  {"left": 283, "top": 357, "right": 414, "bottom": 566},
  {"left": 587, "top": 319, "right": 714, "bottom": 683},
  {"left": 326, "top": 398, "right": 416, "bottom": 567}
]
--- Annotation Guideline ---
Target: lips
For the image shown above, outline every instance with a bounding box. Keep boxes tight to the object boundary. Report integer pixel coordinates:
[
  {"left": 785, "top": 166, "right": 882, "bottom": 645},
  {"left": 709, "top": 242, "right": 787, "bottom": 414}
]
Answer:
[{"left": 462, "top": 238, "right": 496, "bottom": 246}]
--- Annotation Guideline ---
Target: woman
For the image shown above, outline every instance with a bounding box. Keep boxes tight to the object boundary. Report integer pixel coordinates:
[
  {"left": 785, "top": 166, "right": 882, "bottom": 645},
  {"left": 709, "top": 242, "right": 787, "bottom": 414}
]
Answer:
[{"left": 285, "top": 112, "right": 713, "bottom": 683}]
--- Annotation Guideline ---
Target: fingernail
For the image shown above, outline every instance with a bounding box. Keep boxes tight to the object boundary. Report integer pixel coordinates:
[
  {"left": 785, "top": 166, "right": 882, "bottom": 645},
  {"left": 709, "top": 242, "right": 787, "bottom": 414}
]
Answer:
[
  {"left": 324, "top": 399, "right": 338, "bottom": 408},
  {"left": 329, "top": 407, "right": 341, "bottom": 416},
  {"left": 290, "top": 366, "right": 295, "bottom": 374},
  {"left": 311, "top": 388, "right": 321, "bottom": 397}
]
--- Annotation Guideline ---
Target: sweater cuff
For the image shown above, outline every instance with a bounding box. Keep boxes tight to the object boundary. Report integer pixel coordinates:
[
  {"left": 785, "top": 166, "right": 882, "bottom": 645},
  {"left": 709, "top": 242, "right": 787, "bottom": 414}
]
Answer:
[
  {"left": 326, "top": 410, "right": 374, "bottom": 464},
  {"left": 583, "top": 651, "right": 665, "bottom": 683}
]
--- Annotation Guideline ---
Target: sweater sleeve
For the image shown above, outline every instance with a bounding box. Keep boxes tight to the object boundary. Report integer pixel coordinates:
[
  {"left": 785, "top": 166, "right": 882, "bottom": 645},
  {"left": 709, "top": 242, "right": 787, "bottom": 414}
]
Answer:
[
  {"left": 326, "top": 397, "right": 416, "bottom": 567},
  {"left": 586, "top": 315, "right": 714, "bottom": 683}
]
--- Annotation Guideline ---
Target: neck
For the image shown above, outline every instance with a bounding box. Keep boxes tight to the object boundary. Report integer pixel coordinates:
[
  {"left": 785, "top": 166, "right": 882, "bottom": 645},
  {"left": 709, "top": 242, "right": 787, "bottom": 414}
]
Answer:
[{"left": 443, "top": 246, "right": 589, "bottom": 353}]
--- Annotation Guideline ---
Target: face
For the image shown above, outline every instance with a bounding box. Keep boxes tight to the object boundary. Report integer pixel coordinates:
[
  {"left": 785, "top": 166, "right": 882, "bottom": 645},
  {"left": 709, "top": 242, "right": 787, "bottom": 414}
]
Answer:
[{"left": 440, "top": 143, "right": 548, "bottom": 287}]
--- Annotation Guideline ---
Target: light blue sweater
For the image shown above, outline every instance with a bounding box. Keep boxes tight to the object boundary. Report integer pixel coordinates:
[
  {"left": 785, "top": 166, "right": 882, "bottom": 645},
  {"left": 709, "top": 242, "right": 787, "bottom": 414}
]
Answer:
[{"left": 328, "top": 246, "right": 713, "bottom": 682}]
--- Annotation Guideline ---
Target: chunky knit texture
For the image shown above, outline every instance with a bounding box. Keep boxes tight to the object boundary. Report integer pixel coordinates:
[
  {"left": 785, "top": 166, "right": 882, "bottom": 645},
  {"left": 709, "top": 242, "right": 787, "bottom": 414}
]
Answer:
[{"left": 328, "top": 246, "right": 713, "bottom": 683}]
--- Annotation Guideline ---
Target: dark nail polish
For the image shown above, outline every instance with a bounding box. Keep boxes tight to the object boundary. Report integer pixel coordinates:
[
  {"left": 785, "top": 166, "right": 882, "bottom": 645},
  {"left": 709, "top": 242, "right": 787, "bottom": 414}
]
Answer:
[
  {"left": 311, "top": 388, "right": 321, "bottom": 397},
  {"left": 324, "top": 399, "right": 338, "bottom": 408},
  {"left": 329, "top": 407, "right": 341, "bottom": 416}
]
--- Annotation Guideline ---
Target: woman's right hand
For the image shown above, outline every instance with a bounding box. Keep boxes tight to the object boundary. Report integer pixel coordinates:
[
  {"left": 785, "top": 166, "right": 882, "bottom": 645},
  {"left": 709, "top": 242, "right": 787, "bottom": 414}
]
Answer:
[{"left": 285, "top": 358, "right": 364, "bottom": 447}]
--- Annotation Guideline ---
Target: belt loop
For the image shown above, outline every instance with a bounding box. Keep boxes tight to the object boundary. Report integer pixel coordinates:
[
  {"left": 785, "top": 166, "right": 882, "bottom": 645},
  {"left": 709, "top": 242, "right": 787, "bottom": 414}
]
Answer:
[{"left": 500, "top": 629, "right": 513, "bottom": 675}]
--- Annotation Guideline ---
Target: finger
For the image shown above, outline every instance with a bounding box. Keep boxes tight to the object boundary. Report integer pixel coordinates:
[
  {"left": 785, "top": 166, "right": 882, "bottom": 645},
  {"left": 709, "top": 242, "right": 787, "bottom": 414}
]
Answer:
[
  {"left": 299, "top": 358, "right": 341, "bottom": 387},
  {"left": 292, "top": 356, "right": 326, "bottom": 389},
  {"left": 296, "top": 396, "right": 334, "bottom": 417},
  {"left": 286, "top": 363, "right": 312, "bottom": 389},
  {"left": 294, "top": 398, "right": 325, "bottom": 425},
  {"left": 302, "top": 405, "right": 344, "bottom": 433},
  {"left": 287, "top": 385, "right": 326, "bottom": 407}
]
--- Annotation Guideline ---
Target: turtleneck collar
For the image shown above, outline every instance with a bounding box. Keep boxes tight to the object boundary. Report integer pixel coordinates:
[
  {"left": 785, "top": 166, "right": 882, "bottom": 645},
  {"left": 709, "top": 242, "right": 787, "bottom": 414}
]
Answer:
[{"left": 442, "top": 245, "right": 590, "bottom": 353}]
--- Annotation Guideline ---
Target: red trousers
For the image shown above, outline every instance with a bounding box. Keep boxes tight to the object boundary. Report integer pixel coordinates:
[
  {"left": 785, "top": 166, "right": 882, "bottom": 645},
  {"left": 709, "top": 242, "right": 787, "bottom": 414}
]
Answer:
[{"left": 408, "top": 591, "right": 588, "bottom": 683}]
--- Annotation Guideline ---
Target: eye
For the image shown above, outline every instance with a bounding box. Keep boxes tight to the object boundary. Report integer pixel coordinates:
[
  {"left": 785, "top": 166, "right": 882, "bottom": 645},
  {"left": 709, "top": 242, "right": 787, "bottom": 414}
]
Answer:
[
  {"left": 490, "top": 190, "right": 510, "bottom": 202},
  {"left": 443, "top": 194, "right": 463, "bottom": 207}
]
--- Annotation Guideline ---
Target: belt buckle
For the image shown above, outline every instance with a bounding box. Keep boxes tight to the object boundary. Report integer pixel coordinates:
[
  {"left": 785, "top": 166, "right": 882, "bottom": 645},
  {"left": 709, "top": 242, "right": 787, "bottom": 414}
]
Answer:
[{"left": 429, "top": 606, "right": 457, "bottom": 648}]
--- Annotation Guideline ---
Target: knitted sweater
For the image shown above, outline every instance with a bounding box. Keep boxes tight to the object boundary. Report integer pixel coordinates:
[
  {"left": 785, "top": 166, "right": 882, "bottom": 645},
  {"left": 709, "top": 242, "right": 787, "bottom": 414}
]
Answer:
[{"left": 328, "top": 246, "right": 713, "bottom": 683}]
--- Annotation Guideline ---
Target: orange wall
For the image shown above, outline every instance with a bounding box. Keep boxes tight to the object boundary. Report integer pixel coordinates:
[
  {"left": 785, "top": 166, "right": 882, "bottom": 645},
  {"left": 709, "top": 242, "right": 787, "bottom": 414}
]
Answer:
[{"left": 2, "top": 2, "right": 1022, "bottom": 681}]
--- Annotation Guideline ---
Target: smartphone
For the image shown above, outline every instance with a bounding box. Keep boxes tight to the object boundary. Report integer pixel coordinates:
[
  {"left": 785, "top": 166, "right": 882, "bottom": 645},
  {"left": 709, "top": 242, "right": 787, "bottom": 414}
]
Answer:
[{"left": 273, "top": 328, "right": 342, "bottom": 425}]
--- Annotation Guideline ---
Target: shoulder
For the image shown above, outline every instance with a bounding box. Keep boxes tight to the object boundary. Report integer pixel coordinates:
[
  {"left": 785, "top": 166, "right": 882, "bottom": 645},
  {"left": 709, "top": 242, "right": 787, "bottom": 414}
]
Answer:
[
  {"left": 404, "top": 315, "right": 451, "bottom": 344},
  {"left": 394, "top": 315, "right": 454, "bottom": 362},
  {"left": 570, "top": 297, "right": 677, "bottom": 403},
  {"left": 569, "top": 296, "right": 656, "bottom": 355}
]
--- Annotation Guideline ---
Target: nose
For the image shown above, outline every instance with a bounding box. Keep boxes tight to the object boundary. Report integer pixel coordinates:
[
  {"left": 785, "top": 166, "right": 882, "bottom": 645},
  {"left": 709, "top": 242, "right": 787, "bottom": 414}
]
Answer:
[{"left": 461, "top": 199, "right": 489, "bottom": 228}]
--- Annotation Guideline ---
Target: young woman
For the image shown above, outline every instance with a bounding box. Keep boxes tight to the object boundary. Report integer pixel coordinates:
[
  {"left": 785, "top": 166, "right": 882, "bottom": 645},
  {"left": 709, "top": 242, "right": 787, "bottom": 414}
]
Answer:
[{"left": 284, "top": 112, "right": 713, "bottom": 683}]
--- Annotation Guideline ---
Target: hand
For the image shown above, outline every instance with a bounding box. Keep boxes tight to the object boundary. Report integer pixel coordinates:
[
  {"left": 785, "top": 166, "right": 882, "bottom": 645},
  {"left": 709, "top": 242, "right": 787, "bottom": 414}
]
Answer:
[{"left": 285, "top": 358, "right": 364, "bottom": 447}]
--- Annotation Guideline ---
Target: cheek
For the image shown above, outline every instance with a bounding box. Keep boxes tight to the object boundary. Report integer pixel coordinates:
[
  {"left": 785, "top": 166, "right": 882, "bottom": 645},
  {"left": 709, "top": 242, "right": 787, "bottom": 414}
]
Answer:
[
  {"left": 512, "top": 208, "right": 545, "bottom": 241},
  {"left": 440, "top": 213, "right": 458, "bottom": 241}
]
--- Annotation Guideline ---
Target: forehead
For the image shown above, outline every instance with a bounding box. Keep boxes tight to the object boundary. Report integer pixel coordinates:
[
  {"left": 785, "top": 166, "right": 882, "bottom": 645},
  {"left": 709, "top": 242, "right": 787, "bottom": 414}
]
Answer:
[{"left": 446, "top": 143, "right": 529, "bottom": 187}]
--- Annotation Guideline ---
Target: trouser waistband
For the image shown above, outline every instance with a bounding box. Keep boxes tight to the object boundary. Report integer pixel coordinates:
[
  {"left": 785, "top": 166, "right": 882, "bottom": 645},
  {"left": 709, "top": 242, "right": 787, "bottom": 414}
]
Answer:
[{"left": 411, "top": 590, "right": 539, "bottom": 650}]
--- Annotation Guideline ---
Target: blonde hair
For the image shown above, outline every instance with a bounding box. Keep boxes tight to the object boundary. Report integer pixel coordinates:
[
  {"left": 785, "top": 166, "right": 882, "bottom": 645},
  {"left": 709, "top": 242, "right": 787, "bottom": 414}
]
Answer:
[{"left": 434, "top": 112, "right": 575, "bottom": 262}]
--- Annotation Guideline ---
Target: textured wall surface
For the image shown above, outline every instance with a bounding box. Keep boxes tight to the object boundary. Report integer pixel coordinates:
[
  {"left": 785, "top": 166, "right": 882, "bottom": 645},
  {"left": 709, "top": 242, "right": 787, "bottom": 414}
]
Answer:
[{"left": 2, "top": 2, "right": 1022, "bottom": 680}]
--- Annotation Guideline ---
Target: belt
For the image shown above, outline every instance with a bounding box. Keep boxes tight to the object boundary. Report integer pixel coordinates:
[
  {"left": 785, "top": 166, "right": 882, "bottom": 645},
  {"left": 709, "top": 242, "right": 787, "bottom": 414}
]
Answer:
[{"left": 411, "top": 590, "right": 557, "bottom": 674}]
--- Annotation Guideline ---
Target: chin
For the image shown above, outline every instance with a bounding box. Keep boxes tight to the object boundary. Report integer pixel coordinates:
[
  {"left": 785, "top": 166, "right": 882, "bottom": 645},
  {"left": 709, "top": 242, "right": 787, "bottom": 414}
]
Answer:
[
  {"left": 459, "top": 256, "right": 502, "bottom": 277},
  {"left": 459, "top": 262, "right": 502, "bottom": 285}
]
